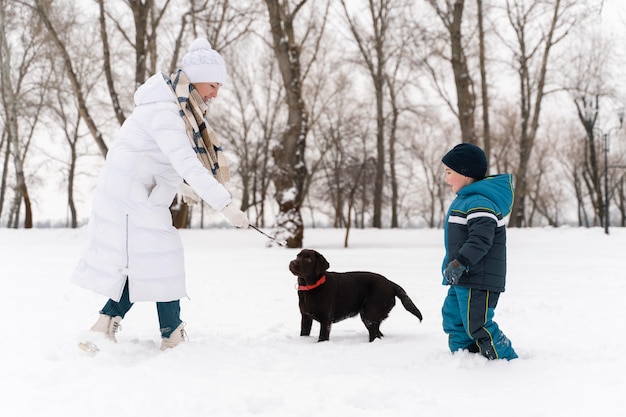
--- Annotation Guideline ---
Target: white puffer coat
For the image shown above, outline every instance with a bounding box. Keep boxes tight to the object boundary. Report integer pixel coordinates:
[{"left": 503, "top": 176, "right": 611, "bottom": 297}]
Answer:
[{"left": 72, "top": 73, "right": 232, "bottom": 302}]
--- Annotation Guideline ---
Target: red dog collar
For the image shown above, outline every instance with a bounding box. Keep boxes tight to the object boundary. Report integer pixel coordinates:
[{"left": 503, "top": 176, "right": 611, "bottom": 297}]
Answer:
[{"left": 297, "top": 275, "right": 326, "bottom": 291}]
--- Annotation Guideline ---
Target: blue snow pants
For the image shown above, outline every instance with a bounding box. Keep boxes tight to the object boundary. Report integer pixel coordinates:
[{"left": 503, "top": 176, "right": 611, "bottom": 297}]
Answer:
[
  {"left": 442, "top": 285, "right": 517, "bottom": 360},
  {"left": 100, "top": 280, "right": 183, "bottom": 338}
]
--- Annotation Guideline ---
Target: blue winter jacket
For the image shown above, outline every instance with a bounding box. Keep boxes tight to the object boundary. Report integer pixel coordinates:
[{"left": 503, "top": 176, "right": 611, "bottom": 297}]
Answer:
[{"left": 442, "top": 174, "right": 514, "bottom": 292}]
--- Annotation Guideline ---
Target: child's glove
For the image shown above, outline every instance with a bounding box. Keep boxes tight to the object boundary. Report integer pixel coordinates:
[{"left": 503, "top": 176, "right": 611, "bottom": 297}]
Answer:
[
  {"left": 444, "top": 259, "right": 467, "bottom": 285},
  {"left": 221, "top": 204, "right": 249, "bottom": 228}
]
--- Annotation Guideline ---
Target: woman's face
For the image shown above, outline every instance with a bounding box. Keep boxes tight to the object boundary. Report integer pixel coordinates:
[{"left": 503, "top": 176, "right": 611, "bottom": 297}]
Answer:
[
  {"left": 444, "top": 165, "right": 474, "bottom": 194},
  {"left": 194, "top": 82, "right": 221, "bottom": 103}
]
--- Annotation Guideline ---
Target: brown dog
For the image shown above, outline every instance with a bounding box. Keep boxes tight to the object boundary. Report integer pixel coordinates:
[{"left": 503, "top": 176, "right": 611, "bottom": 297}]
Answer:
[{"left": 289, "top": 249, "right": 423, "bottom": 342}]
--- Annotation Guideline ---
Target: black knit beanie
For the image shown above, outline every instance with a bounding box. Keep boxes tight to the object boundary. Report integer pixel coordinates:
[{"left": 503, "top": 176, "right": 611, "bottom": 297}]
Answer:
[{"left": 441, "top": 143, "right": 488, "bottom": 179}]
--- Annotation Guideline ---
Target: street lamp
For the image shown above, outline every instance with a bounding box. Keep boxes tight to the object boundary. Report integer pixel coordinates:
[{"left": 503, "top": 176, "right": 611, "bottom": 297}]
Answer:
[{"left": 601, "top": 110, "right": 624, "bottom": 235}]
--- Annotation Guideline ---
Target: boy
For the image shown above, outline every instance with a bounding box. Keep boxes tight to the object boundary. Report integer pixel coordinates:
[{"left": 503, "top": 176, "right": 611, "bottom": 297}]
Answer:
[{"left": 441, "top": 143, "right": 518, "bottom": 360}]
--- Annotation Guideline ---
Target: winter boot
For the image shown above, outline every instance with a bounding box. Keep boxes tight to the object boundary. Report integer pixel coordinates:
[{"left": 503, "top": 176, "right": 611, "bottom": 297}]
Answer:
[
  {"left": 90, "top": 314, "right": 123, "bottom": 342},
  {"left": 160, "top": 323, "right": 187, "bottom": 350},
  {"left": 465, "top": 342, "right": 480, "bottom": 353}
]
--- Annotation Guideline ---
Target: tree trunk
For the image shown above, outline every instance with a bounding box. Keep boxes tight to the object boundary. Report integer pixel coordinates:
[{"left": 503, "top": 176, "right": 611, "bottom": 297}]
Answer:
[
  {"left": 97, "top": 0, "right": 126, "bottom": 126},
  {"left": 427, "top": 0, "right": 476, "bottom": 144},
  {"left": 477, "top": 0, "right": 491, "bottom": 158},
  {"left": 449, "top": 0, "right": 476, "bottom": 143},
  {"left": 264, "top": 0, "right": 309, "bottom": 248},
  {"left": 508, "top": 0, "right": 567, "bottom": 227}
]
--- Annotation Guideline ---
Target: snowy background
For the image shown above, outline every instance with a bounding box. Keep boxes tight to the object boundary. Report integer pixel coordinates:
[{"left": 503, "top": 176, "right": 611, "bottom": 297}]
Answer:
[{"left": 1, "top": 226, "right": 624, "bottom": 416}]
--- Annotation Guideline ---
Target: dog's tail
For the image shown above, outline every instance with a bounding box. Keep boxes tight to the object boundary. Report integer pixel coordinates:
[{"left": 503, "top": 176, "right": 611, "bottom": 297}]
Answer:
[{"left": 393, "top": 283, "right": 423, "bottom": 322}]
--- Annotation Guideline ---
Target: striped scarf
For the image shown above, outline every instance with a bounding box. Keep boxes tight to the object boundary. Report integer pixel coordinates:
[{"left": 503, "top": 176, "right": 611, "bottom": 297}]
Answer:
[{"left": 163, "top": 69, "right": 230, "bottom": 184}]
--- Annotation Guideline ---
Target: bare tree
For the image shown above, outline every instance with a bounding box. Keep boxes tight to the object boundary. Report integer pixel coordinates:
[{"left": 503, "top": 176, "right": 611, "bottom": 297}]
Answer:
[
  {"left": 574, "top": 95, "right": 604, "bottom": 226},
  {"left": 33, "top": 0, "right": 108, "bottom": 157},
  {"left": 215, "top": 50, "right": 283, "bottom": 228},
  {"left": 309, "top": 71, "right": 372, "bottom": 229},
  {"left": 1, "top": 0, "right": 50, "bottom": 227},
  {"left": 47, "top": 48, "right": 101, "bottom": 228},
  {"left": 525, "top": 127, "right": 568, "bottom": 227},
  {"left": 385, "top": 35, "right": 414, "bottom": 228},
  {"left": 560, "top": 11, "right": 621, "bottom": 228},
  {"left": 262, "top": 0, "right": 328, "bottom": 248},
  {"left": 340, "top": 0, "right": 397, "bottom": 228},
  {"left": 504, "top": 0, "right": 576, "bottom": 227},
  {"left": 50, "top": 91, "right": 82, "bottom": 228},
  {"left": 616, "top": 175, "right": 626, "bottom": 227},
  {"left": 91, "top": 0, "right": 179, "bottom": 135}
]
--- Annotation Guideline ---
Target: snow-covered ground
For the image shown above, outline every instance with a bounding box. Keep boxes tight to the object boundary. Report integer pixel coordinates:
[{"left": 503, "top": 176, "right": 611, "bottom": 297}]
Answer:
[{"left": 1, "top": 226, "right": 624, "bottom": 416}]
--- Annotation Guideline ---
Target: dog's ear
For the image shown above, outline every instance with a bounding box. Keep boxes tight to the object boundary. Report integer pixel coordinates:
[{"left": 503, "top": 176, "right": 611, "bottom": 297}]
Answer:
[{"left": 314, "top": 252, "right": 330, "bottom": 275}]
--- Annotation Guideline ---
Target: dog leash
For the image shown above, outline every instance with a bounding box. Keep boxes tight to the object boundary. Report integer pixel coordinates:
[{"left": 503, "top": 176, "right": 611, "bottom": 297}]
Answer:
[{"left": 248, "top": 225, "right": 287, "bottom": 246}]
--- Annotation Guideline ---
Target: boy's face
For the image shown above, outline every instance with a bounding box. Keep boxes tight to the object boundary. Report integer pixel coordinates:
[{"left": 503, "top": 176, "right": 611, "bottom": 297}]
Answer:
[{"left": 444, "top": 165, "right": 475, "bottom": 194}]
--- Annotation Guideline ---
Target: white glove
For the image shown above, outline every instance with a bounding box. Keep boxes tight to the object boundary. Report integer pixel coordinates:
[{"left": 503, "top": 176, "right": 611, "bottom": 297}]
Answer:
[
  {"left": 221, "top": 204, "right": 249, "bottom": 228},
  {"left": 178, "top": 183, "right": 200, "bottom": 205}
]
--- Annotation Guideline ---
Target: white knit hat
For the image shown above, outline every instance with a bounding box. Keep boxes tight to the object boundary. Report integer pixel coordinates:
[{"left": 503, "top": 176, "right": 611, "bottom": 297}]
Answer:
[{"left": 181, "top": 38, "right": 227, "bottom": 84}]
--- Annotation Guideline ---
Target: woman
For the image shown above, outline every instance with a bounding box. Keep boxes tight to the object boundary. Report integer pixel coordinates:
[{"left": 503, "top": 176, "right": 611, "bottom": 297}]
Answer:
[{"left": 73, "top": 38, "right": 248, "bottom": 351}]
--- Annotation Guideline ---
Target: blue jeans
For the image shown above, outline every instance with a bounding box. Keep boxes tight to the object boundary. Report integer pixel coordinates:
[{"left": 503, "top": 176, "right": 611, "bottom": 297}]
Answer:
[
  {"left": 442, "top": 286, "right": 517, "bottom": 360},
  {"left": 100, "top": 280, "right": 182, "bottom": 338}
]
